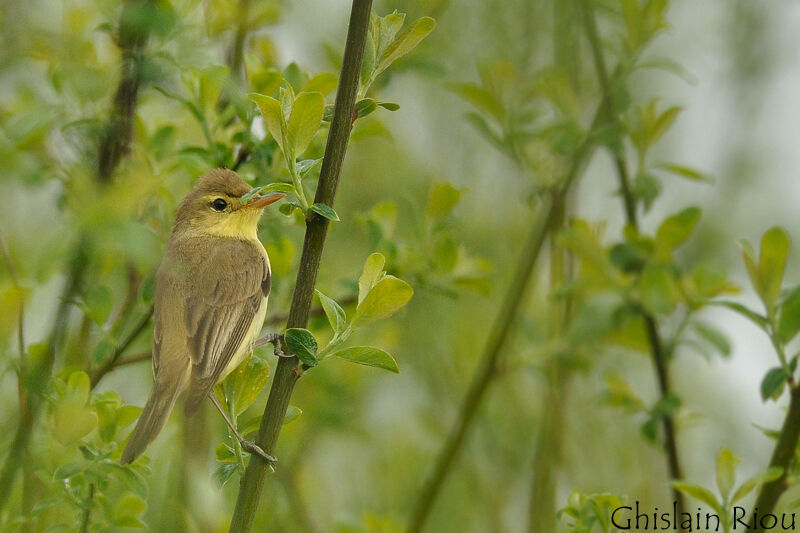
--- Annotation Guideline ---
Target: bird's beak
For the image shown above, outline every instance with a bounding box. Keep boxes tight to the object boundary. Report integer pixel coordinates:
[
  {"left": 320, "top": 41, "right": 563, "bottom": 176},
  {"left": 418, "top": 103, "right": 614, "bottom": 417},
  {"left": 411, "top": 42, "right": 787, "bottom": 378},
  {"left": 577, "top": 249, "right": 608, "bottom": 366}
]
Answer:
[{"left": 244, "top": 192, "right": 287, "bottom": 209}]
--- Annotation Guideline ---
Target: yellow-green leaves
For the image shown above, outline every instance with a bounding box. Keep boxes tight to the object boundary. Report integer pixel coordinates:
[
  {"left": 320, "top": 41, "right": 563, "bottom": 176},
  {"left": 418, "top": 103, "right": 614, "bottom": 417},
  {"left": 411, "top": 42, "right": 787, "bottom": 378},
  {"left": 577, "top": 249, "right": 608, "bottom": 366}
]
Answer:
[
  {"left": 655, "top": 207, "right": 701, "bottom": 251},
  {"left": 330, "top": 346, "right": 399, "bottom": 373},
  {"left": 778, "top": 287, "right": 800, "bottom": 343},
  {"left": 716, "top": 448, "right": 739, "bottom": 501},
  {"left": 222, "top": 354, "right": 271, "bottom": 416},
  {"left": 287, "top": 91, "right": 324, "bottom": 155},
  {"left": 352, "top": 275, "right": 414, "bottom": 327},
  {"left": 249, "top": 86, "right": 325, "bottom": 214},
  {"left": 730, "top": 466, "right": 783, "bottom": 504},
  {"left": 360, "top": 12, "right": 436, "bottom": 96},
  {"left": 353, "top": 252, "right": 413, "bottom": 327},
  {"left": 379, "top": 17, "right": 436, "bottom": 77},
  {"left": 358, "top": 252, "right": 386, "bottom": 305},
  {"left": 316, "top": 289, "right": 346, "bottom": 335},
  {"left": 305, "top": 253, "right": 413, "bottom": 374},
  {"left": 250, "top": 88, "right": 324, "bottom": 157},
  {"left": 51, "top": 371, "right": 97, "bottom": 446},
  {"left": 426, "top": 182, "right": 462, "bottom": 220},
  {"left": 670, "top": 481, "right": 722, "bottom": 514},
  {"left": 672, "top": 448, "right": 782, "bottom": 524},
  {"left": 250, "top": 93, "right": 285, "bottom": 152},
  {"left": 740, "top": 227, "right": 790, "bottom": 313}
]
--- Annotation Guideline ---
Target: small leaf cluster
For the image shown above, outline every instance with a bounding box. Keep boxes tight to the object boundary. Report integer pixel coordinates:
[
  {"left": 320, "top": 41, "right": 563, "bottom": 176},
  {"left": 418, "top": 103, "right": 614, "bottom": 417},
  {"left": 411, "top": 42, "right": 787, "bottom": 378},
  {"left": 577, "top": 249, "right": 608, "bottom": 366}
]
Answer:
[
  {"left": 557, "top": 209, "right": 734, "bottom": 442},
  {"left": 671, "top": 448, "right": 782, "bottom": 533},
  {"left": 358, "top": 182, "right": 492, "bottom": 298},
  {"left": 558, "top": 490, "right": 627, "bottom": 533},
  {"left": 718, "top": 227, "right": 800, "bottom": 401},
  {"left": 285, "top": 252, "right": 413, "bottom": 372},
  {"left": 35, "top": 372, "right": 148, "bottom": 531}
]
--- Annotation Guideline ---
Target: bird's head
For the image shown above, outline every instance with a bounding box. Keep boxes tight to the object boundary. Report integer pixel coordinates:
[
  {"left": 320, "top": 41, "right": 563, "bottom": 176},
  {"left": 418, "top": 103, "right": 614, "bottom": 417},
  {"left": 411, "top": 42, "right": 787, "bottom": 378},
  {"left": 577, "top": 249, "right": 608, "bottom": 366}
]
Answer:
[{"left": 173, "top": 169, "right": 286, "bottom": 240}]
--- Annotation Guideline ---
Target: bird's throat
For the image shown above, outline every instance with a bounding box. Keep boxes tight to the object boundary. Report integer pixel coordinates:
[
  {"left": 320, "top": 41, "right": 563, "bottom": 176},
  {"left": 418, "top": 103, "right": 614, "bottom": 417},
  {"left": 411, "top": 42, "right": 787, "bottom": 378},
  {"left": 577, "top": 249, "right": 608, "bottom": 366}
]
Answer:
[{"left": 197, "top": 209, "right": 263, "bottom": 240}]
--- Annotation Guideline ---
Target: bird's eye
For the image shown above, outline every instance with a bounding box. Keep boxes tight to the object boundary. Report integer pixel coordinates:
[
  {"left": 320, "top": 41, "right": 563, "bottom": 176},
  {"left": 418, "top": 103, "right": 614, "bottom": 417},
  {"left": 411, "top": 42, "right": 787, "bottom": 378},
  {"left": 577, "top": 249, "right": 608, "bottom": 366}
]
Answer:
[{"left": 211, "top": 198, "right": 228, "bottom": 211}]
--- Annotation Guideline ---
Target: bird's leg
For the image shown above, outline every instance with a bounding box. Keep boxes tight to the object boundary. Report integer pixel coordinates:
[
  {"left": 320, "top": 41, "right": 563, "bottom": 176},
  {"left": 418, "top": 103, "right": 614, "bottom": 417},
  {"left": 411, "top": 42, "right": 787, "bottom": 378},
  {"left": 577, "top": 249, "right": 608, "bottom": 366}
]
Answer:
[
  {"left": 253, "top": 332, "right": 291, "bottom": 358},
  {"left": 208, "top": 393, "right": 277, "bottom": 464}
]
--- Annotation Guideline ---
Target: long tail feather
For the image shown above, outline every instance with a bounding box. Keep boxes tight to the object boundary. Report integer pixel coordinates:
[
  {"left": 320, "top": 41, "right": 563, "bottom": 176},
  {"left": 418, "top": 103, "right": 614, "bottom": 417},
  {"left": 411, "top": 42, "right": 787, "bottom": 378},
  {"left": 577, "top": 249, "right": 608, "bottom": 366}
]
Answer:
[{"left": 120, "top": 383, "right": 180, "bottom": 464}]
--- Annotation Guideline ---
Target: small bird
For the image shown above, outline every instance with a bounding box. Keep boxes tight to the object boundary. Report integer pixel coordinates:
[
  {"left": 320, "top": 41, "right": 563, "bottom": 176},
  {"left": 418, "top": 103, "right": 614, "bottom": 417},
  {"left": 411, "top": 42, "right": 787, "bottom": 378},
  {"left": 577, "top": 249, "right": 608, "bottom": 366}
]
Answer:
[{"left": 121, "top": 169, "right": 285, "bottom": 464}]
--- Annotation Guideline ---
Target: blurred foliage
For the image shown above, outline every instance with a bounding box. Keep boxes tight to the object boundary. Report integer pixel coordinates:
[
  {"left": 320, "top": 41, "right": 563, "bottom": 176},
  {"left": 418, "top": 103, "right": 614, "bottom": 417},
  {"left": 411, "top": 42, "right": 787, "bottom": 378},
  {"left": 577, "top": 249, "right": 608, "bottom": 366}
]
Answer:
[{"left": 1, "top": 0, "right": 798, "bottom": 531}]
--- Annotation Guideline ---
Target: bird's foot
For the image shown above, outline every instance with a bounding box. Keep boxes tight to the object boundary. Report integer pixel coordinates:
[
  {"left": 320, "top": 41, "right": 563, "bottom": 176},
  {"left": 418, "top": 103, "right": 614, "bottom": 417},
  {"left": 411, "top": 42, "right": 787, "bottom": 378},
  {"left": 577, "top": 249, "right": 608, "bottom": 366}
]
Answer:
[
  {"left": 265, "top": 333, "right": 292, "bottom": 358},
  {"left": 240, "top": 439, "right": 277, "bottom": 464}
]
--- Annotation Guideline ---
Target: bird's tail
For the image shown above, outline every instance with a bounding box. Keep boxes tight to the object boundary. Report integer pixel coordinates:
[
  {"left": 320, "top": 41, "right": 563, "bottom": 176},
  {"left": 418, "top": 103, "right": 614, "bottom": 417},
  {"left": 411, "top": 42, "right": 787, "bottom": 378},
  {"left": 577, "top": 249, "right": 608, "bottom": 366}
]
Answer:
[{"left": 120, "top": 381, "right": 181, "bottom": 464}]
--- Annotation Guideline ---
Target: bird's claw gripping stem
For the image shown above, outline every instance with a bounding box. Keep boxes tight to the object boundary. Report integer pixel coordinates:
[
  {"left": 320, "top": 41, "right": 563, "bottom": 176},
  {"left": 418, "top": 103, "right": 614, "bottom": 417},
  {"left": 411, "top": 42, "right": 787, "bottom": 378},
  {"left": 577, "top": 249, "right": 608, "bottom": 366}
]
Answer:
[{"left": 240, "top": 440, "right": 277, "bottom": 464}]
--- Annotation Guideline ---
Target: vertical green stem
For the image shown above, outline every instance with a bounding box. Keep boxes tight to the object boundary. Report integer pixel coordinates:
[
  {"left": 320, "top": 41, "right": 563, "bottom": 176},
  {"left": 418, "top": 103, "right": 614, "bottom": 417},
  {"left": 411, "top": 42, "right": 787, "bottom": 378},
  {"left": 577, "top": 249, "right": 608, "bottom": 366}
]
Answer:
[
  {"left": 580, "top": 0, "right": 686, "bottom": 522},
  {"left": 227, "top": 1, "right": 372, "bottom": 530},
  {"left": 748, "top": 385, "right": 800, "bottom": 530}
]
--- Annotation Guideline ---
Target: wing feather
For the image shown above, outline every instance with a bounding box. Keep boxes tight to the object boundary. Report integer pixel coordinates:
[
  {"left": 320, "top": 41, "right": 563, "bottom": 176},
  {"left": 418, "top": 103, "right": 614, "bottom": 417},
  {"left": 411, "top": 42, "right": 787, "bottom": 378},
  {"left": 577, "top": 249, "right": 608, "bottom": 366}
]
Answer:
[{"left": 183, "top": 238, "right": 270, "bottom": 412}]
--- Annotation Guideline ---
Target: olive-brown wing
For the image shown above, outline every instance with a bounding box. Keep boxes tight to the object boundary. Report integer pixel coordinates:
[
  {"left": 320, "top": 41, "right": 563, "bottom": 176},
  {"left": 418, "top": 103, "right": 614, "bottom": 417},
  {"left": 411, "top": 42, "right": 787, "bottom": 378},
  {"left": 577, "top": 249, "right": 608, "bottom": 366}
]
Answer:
[{"left": 183, "top": 239, "right": 270, "bottom": 414}]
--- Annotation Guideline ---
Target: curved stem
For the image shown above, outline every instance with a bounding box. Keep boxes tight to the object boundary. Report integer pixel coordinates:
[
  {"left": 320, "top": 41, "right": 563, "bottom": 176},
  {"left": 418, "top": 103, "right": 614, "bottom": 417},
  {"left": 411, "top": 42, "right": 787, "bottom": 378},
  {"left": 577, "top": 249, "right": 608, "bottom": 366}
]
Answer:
[
  {"left": 227, "top": 1, "right": 373, "bottom": 530},
  {"left": 749, "top": 385, "right": 800, "bottom": 530}
]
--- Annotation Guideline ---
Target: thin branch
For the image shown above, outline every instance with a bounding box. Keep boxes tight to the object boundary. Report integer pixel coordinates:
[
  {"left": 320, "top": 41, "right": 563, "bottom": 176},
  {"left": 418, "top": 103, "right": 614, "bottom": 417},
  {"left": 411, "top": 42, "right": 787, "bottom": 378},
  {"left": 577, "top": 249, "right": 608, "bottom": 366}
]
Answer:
[
  {"left": 228, "top": 1, "right": 373, "bottom": 530},
  {"left": 406, "top": 98, "right": 606, "bottom": 530},
  {"left": 79, "top": 484, "right": 95, "bottom": 533},
  {"left": 89, "top": 295, "right": 360, "bottom": 383},
  {"left": 90, "top": 305, "right": 154, "bottom": 388},
  {"left": 580, "top": 0, "right": 686, "bottom": 521}
]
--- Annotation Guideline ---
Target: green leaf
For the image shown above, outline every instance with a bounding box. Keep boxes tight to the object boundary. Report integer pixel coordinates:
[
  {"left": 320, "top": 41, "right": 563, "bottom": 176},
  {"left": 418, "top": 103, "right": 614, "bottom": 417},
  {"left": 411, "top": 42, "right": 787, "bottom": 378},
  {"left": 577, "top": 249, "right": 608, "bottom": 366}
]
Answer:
[
  {"left": 713, "top": 300, "right": 769, "bottom": 330},
  {"left": 355, "top": 98, "right": 378, "bottom": 118},
  {"left": 226, "top": 354, "right": 270, "bottom": 415},
  {"left": 331, "top": 346, "right": 399, "bottom": 373},
  {"left": 761, "top": 367, "right": 789, "bottom": 401},
  {"left": 731, "top": 467, "right": 783, "bottom": 503},
  {"left": 352, "top": 275, "right": 414, "bottom": 327},
  {"left": 670, "top": 482, "right": 722, "bottom": 514},
  {"left": 86, "top": 285, "right": 113, "bottom": 325},
  {"left": 213, "top": 463, "right": 240, "bottom": 487},
  {"left": 358, "top": 253, "right": 386, "bottom": 305},
  {"left": 655, "top": 207, "right": 701, "bottom": 251},
  {"left": 651, "top": 393, "right": 681, "bottom": 418},
  {"left": 739, "top": 239, "right": 762, "bottom": 299},
  {"left": 114, "top": 494, "right": 147, "bottom": 524},
  {"left": 716, "top": 448, "right": 739, "bottom": 500},
  {"left": 427, "top": 182, "right": 461, "bottom": 219},
  {"left": 657, "top": 163, "right": 713, "bottom": 183},
  {"left": 377, "top": 17, "right": 436, "bottom": 76},
  {"left": 249, "top": 93, "right": 285, "bottom": 152},
  {"left": 91, "top": 338, "right": 114, "bottom": 365},
  {"left": 637, "top": 262, "right": 677, "bottom": 315},
  {"left": 693, "top": 321, "right": 731, "bottom": 357},
  {"left": 216, "top": 443, "right": 236, "bottom": 463},
  {"left": 285, "top": 328, "right": 318, "bottom": 367},
  {"left": 310, "top": 202, "right": 340, "bottom": 221},
  {"left": 315, "top": 289, "right": 346, "bottom": 335},
  {"left": 54, "top": 462, "right": 87, "bottom": 480},
  {"left": 648, "top": 106, "right": 681, "bottom": 145},
  {"left": 261, "top": 182, "right": 296, "bottom": 194},
  {"left": 448, "top": 83, "right": 504, "bottom": 122},
  {"left": 759, "top": 227, "right": 790, "bottom": 311},
  {"left": 301, "top": 72, "right": 337, "bottom": 96},
  {"left": 464, "top": 112, "right": 506, "bottom": 153},
  {"left": 287, "top": 91, "right": 324, "bottom": 155},
  {"left": 378, "top": 101, "right": 400, "bottom": 111},
  {"left": 296, "top": 158, "right": 322, "bottom": 177},
  {"left": 779, "top": 286, "right": 800, "bottom": 343},
  {"left": 284, "top": 405, "right": 303, "bottom": 425}
]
